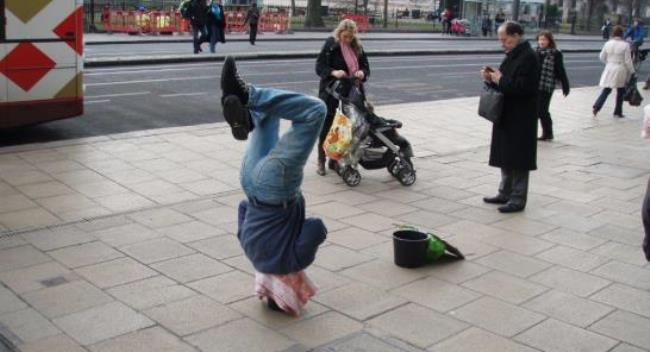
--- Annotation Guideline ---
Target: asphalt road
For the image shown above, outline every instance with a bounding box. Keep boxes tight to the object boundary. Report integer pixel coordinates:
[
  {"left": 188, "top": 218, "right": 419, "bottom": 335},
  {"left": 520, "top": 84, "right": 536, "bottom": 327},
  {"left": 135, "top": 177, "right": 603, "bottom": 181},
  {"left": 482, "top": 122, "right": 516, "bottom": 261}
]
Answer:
[
  {"left": 84, "top": 38, "right": 608, "bottom": 59},
  {"left": 2, "top": 52, "right": 647, "bottom": 146}
]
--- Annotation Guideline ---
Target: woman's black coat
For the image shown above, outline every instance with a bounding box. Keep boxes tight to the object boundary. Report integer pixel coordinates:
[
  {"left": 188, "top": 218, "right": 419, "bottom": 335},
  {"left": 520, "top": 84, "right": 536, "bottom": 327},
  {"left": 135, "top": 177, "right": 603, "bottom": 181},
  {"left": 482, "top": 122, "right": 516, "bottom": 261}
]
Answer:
[
  {"left": 206, "top": 3, "right": 226, "bottom": 43},
  {"left": 315, "top": 36, "right": 370, "bottom": 104},
  {"left": 538, "top": 50, "right": 570, "bottom": 95},
  {"left": 489, "top": 40, "right": 540, "bottom": 171}
]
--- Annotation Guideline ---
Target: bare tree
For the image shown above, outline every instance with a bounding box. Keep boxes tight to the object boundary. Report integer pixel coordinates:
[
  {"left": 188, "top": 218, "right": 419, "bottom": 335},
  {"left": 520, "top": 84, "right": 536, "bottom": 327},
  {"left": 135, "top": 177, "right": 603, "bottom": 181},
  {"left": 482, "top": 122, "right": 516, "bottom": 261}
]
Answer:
[
  {"left": 627, "top": 0, "right": 634, "bottom": 21},
  {"left": 634, "top": 0, "right": 642, "bottom": 17},
  {"left": 305, "top": 0, "right": 324, "bottom": 27},
  {"left": 586, "top": 0, "right": 595, "bottom": 30},
  {"left": 383, "top": 0, "right": 388, "bottom": 27},
  {"left": 291, "top": 0, "right": 296, "bottom": 16}
]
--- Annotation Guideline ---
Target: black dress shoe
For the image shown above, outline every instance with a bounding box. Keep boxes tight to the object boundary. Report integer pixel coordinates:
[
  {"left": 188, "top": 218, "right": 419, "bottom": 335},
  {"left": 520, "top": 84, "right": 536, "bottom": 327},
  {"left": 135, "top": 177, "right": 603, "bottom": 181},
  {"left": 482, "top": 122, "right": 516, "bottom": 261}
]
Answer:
[
  {"left": 221, "top": 56, "right": 249, "bottom": 105},
  {"left": 317, "top": 162, "right": 326, "bottom": 176},
  {"left": 483, "top": 195, "right": 509, "bottom": 204},
  {"left": 537, "top": 134, "right": 554, "bottom": 141},
  {"left": 222, "top": 95, "right": 251, "bottom": 141},
  {"left": 614, "top": 113, "right": 625, "bottom": 118},
  {"left": 498, "top": 203, "right": 525, "bottom": 213}
]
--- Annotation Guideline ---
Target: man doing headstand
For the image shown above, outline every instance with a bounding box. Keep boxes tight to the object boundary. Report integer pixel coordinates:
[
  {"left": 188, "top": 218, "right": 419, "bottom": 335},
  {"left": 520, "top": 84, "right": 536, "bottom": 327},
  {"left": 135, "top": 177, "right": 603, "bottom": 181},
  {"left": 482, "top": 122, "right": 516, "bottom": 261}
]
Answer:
[{"left": 221, "top": 56, "right": 328, "bottom": 316}]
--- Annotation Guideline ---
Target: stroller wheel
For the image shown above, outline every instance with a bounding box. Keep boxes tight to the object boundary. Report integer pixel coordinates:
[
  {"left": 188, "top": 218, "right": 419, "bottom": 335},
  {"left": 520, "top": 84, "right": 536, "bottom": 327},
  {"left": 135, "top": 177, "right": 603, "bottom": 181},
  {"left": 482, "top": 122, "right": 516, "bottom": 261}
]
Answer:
[
  {"left": 342, "top": 167, "right": 361, "bottom": 187},
  {"left": 387, "top": 159, "right": 400, "bottom": 177},
  {"left": 397, "top": 168, "right": 416, "bottom": 186}
]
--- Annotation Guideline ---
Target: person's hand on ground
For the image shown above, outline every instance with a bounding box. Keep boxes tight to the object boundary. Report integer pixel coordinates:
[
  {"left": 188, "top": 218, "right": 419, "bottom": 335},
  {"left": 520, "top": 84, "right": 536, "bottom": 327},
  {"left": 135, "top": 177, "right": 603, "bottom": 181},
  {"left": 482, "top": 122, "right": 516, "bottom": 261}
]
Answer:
[{"left": 332, "top": 70, "right": 346, "bottom": 79}]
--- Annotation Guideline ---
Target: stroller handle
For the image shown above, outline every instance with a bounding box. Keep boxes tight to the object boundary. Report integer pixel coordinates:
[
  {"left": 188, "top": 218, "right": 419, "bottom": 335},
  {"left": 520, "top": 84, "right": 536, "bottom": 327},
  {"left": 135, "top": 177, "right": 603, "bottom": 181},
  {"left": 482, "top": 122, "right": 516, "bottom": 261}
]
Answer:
[{"left": 325, "top": 76, "right": 362, "bottom": 102}]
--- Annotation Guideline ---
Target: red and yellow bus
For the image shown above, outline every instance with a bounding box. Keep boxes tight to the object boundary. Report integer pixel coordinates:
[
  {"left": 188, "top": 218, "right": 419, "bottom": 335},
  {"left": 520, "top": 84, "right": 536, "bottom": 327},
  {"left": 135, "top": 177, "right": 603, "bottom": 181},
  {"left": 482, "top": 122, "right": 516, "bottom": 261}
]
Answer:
[{"left": 0, "top": 0, "right": 84, "bottom": 128}]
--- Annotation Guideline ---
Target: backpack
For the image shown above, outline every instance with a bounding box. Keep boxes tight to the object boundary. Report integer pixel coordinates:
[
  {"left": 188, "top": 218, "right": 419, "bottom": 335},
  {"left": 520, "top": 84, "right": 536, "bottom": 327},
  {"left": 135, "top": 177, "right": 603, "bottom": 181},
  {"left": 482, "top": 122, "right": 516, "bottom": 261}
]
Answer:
[{"left": 179, "top": 0, "right": 191, "bottom": 19}]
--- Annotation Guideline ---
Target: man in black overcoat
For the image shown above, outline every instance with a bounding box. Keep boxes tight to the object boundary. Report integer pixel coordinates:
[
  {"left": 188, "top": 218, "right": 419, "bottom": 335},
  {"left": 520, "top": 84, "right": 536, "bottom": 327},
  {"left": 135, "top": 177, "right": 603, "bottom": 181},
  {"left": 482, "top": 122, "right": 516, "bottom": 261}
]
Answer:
[{"left": 480, "top": 21, "right": 540, "bottom": 213}]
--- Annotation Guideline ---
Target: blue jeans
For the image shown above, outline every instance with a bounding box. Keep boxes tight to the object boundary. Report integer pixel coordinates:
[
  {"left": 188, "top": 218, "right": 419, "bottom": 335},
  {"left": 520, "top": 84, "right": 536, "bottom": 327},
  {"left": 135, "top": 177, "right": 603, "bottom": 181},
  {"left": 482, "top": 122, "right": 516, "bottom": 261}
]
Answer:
[
  {"left": 240, "top": 86, "right": 327, "bottom": 205},
  {"left": 594, "top": 87, "right": 625, "bottom": 115}
]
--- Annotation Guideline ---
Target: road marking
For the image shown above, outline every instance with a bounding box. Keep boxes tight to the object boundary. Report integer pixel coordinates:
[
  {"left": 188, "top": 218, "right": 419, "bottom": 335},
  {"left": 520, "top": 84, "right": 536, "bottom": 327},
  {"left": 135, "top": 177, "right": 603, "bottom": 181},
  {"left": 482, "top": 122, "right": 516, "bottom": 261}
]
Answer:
[
  {"left": 84, "top": 54, "right": 600, "bottom": 77},
  {"left": 85, "top": 99, "right": 111, "bottom": 104},
  {"left": 256, "top": 80, "right": 318, "bottom": 87},
  {"left": 86, "top": 77, "right": 217, "bottom": 86},
  {"left": 160, "top": 92, "right": 209, "bottom": 97},
  {"left": 85, "top": 91, "right": 151, "bottom": 98}
]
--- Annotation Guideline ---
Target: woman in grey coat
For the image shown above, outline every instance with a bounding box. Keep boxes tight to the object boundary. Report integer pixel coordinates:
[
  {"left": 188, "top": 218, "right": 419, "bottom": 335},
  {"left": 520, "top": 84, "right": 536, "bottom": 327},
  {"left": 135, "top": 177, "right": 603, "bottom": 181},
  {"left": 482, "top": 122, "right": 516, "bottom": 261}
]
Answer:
[{"left": 480, "top": 21, "right": 540, "bottom": 213}]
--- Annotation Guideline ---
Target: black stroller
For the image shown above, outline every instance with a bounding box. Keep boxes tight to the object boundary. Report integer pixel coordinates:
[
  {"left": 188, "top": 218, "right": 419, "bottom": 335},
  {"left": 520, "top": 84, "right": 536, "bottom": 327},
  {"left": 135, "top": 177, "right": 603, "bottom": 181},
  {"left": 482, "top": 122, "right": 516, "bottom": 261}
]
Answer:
[{"left": 325, "top": 77, "right": 416, "bottom": 187}]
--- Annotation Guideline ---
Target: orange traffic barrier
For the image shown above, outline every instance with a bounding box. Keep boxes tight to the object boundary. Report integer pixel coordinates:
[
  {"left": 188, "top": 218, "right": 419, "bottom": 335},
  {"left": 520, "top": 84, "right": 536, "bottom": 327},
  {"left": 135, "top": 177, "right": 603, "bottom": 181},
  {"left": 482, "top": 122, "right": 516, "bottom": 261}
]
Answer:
[
  {"left": 149, "top": 11, "right": 176, "bottom": 34},
  {"left": 258, "top": 13, "right": 289, "bottom": 33},
  {"left": 101, "top": 9, "right": 288, "bottom": 35},
  {"left": 343, "top": 14, "right": 369, "bottom": 32},
  {"left": 106, "top": 10, "right": 142, "bottom": 34}
]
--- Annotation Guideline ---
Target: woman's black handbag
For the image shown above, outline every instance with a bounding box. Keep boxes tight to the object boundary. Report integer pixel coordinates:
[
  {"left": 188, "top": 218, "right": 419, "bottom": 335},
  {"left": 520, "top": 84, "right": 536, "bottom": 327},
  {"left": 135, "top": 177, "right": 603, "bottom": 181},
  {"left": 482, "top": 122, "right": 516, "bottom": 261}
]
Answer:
[
  {"left": 624, "top": 74, "right": 644, "bottom": 107},
  {"left": 478, "top": 83, "right": 504, "bottom": 124}
]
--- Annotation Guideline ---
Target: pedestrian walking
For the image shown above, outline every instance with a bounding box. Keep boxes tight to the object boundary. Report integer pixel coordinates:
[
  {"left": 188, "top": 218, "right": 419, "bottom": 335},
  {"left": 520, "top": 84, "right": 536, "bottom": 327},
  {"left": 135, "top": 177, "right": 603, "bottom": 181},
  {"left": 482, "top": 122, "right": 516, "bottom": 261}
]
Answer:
[
  {"left": 624, "top": 19, "right": 646, "bottom": 62},
  {"left": 494, "top": 10, "right": 506, "bottom": 33},
  {"left": 442, "top": 8, "right": 453, "bottom": 35},
  {"left": 602, "top": 18, "right": 612, "bottom": 40},
  {"left": 315, "top": 19, "right": 370, "bottom": 176},
  {"left": 481, "top": 15, "right": 492, "bottom": 37},
  {"left": 536, "top": 30, "right": 570, "bottom": 141},
  {"left": 189, "top": 0, "right": 209, "bottom": 54},
  {"left": 221, "top": 56, "right": 328, "bottom": 316},
  {"left": 480, "top": 21, "right": 540, "bottom": 213},
  {"left": 593, "top": 25, "right": 635, "bottom": 118},
  {"left": 207, "top": 0, "right": 226, "bottom": 53},
  {"left": 245, "top": 2, "right": 260, "bottom": 45}
]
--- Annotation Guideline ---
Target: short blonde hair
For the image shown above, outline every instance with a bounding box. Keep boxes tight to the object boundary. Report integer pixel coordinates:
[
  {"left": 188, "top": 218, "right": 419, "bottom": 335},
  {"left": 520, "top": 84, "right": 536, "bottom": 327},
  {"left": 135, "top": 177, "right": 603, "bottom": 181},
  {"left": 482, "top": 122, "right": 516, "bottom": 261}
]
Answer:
[{"left": 333, "top": 19, "right": 363, "bottom": 54}]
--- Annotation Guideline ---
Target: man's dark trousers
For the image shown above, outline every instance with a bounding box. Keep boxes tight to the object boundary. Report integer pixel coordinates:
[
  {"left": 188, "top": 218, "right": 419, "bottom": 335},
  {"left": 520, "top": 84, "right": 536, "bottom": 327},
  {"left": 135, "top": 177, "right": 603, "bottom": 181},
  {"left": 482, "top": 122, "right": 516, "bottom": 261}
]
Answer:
[
  {"left": 250, "top": 23, "right": 258, "bottom": 44},
  {"left": 192, "top": 22, "right": 208, "bottom": 53},
  {"left": 498, "top": 169, "right": 529, "bottom": 207}
]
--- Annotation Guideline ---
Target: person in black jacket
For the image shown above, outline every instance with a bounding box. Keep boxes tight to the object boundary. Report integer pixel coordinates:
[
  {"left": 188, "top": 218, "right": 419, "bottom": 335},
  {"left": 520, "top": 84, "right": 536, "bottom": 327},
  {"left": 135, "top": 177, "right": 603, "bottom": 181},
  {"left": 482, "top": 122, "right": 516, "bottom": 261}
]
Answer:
[
  {"left": 536, "top": 30, "right": 570, "bottom": 141},
  {"left": 315, "top": 19, "right": 370, "bottom": 176},
  {"left": 481, "top": 21, "right": 540, "bottom": 213},
  {"left": 207, "top": 0, "right": 226, "bottom": 53},
  {"left": 245, "top": 2, "right": 260, "bottom": 45},
  {"left": 189, "top": 0, "right": 209, "bottom": 54}
]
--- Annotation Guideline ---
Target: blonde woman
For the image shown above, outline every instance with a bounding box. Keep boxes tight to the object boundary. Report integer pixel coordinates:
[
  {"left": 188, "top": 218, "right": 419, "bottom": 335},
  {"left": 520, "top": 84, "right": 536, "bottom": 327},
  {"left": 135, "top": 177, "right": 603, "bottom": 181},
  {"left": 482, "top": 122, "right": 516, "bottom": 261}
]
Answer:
[{"left": 315, "top": 19, "right": 370, "bottom": 176}]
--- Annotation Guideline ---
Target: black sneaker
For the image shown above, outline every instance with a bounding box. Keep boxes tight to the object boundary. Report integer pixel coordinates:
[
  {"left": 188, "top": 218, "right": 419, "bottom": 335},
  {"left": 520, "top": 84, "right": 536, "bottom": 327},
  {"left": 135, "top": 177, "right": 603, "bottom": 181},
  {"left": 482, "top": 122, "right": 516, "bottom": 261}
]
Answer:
[
  {"left": 223, "top": 95, "right": 251, "bottom": 141},
  {"left": 221, "top": 56, "right": 249, "bottom": 105}
]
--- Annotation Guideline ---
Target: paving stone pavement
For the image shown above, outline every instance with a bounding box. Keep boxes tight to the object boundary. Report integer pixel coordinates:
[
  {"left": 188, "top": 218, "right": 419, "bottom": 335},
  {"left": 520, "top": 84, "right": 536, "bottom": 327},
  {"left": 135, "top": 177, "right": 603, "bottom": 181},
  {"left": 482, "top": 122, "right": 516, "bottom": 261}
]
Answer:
[{"left": 0, "top": 85, "right": 649, "bottom": 351}]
